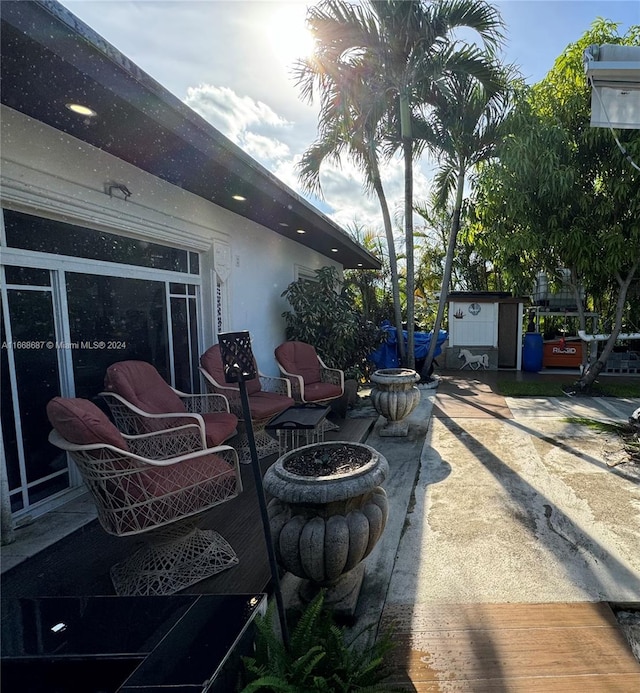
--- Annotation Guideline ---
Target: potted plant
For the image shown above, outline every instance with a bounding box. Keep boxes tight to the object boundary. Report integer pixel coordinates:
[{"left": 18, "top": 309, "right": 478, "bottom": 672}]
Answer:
[{"left": 264, "top": 441, "right": 388, "bottom": 617}]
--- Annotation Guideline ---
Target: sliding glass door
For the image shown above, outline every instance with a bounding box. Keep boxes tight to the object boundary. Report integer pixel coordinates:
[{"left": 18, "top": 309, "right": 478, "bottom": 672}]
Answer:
[
  {"left": 1, "top": 267, "right": 67, "bottom": 513},
  {"left": 65, "top": 273, "right": 171, "bottom": 398},
  {"left": 1, "top": 210, "right": 202, "bottom": 518}
]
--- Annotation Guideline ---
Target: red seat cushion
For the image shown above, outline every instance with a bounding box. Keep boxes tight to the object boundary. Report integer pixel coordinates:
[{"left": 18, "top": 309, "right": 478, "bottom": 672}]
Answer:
[
  {"left": 104, "top": 361, "right": 186, "bottom": 414},
  {"left": 47, "top": 397, "right": 128, "bottom": 450},
  {"left": 247, "top": 391, "right": 295, "bottom": 420},
  {"left": 141, "top": 452, "right": 238, "bottom": 499},
  {"left": 202, "top": 412, "right": 238, "bottom": 446},
  {"left": 200, "top": 345, "right": 261, "bottom": 396},
  {"left": 303, "top": 382, "right": 343, "bottom": 402},
  {"left": 275, "top": 342, "right": 322, "bottom": 385}
]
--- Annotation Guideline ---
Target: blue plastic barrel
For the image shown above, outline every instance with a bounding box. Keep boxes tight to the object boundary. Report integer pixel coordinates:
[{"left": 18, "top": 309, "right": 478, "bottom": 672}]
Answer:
[{"left": 522, "top": 332, "right": 543, "bottom": 372}]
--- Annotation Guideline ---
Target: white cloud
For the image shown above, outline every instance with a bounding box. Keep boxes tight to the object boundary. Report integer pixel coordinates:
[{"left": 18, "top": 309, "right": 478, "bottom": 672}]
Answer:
[
  {"left": 242, "top": 132, "right": 291, "bottom": 163},
  {"left": 185, "top": 84, "right": 290, "bottom": 144}
]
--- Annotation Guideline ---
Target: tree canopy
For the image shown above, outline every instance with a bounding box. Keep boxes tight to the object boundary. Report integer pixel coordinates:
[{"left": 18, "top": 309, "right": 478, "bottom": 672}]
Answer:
[{"left": 472, "top": 18, "right": 640, "bottom": 389}]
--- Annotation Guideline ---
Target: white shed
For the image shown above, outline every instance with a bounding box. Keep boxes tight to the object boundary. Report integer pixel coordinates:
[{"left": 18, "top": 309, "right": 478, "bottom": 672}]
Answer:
[{"left": 444, "top": 292, "right": 527, "bottom": 370}]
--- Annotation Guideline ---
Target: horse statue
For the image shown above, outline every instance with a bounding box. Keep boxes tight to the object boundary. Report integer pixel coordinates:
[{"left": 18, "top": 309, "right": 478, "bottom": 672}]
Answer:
[{"left": 459, "top": 349, "right": 489, "bottom": 370}]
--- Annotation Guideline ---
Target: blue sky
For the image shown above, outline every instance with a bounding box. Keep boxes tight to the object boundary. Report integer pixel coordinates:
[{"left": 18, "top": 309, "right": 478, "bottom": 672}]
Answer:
[{"left": 59, "top": 0, "right": 639, "bottom": 233}]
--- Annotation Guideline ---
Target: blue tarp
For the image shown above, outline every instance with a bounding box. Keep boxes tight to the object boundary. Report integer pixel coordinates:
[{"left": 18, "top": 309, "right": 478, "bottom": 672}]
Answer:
[{"left": 369, "top": 321, "right": 448, "bottom": 369}]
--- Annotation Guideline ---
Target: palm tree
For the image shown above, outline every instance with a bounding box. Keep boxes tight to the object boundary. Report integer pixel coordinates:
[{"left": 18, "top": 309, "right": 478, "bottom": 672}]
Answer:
[
  {"left": 420, "top": 68, "right": 514, "bottom": 378},
  {"left": 294, "top": 49, "right": 407, "bottom": 363},
  {"left": 296, "top": 0, "right": 505, "bottom": 367}
]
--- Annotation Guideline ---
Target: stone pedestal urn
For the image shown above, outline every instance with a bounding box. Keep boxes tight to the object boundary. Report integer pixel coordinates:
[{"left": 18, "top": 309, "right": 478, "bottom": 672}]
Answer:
[
  {"left": 370, "top": 368, "right": 421, "bottom": 436},
  {"left": 264, "top": 441, "right": 388, "bottom": 616}
]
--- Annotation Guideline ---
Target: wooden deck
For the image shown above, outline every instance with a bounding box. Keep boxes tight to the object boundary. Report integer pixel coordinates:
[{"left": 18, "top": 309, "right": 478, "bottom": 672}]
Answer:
[
  {"left": 381, "top": 602, "right": 640, "bottom": 691},
  {"left": 0, "top": 414, "right": 375, "bottom": 602}
]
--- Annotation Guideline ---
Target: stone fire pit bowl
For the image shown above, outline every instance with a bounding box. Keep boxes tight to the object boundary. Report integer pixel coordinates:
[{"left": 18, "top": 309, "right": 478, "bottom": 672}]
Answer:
[{"left": 264, "top": 441, "right": 389, "bottom": 617}]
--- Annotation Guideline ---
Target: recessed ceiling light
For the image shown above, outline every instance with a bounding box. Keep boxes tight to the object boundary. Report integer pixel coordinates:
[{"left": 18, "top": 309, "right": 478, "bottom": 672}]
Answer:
[
  {"left": 331, "top": 248, "right": 338, "bottom": 252},
  {"left": 279, "top": 222, "right": 289, "bottom": 227},
  {"left": 296, "top": 228, "right": 306, "bottom": 234},
  {"left": 66, "top": 103, "right": 97, "bottom": 117},
  {"left": 357, "top": 263, "right": 363, "bottom": 267},
  {"left": 232, "top": 194, "right": 246, "bottom": 201}
]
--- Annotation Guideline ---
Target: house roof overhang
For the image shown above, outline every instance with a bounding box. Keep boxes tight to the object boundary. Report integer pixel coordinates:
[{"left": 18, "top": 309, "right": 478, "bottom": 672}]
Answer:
[{"left": 0, "top": 0, "right": 381, "bottom": 270}]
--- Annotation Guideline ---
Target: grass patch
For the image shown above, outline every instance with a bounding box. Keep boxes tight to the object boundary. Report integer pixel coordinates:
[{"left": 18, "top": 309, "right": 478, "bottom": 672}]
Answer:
[
  {"left": 496, "top": 379, "right": 640, "bottom": 398},
  {"left": 593, "top": 381, "right": 640, "bottom": 398},
  {"left": 495, "top": 381, "right": 567, "bottom": 397},
  {"left": 562, "top": 417, "right": 627, "bottom": 433},
  {"left": 564, "top": 417, "right": 639, "bottom": 464}
]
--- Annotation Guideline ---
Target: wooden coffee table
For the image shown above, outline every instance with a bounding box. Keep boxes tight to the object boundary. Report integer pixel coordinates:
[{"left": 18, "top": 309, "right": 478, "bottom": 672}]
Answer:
[{"left": 266, "top": 404, "right": 331, "bottom": 455}]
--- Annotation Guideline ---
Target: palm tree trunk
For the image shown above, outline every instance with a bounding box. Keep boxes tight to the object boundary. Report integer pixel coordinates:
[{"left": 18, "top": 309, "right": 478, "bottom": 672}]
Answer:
[
  {"left": 422, "top": 166, "right": 466, "bottom": 378},
  {"left": 403, "top": 141, "right": 415, "bottom": 368},
  {"left": 401, "top": 92, "right": 415, "bottom": 368},
  {"left": 370, "top": 156, "right": 405, "bottom": 364}
]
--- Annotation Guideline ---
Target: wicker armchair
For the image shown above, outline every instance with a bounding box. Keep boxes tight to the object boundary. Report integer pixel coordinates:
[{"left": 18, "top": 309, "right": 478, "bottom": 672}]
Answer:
[
  {"left": 101, "top": 360, "right": 238, "bottom": 448},
  {"left": 274, "top": 341, "right": 344, "bottom": 406},
  {"left": 46, "top": 397, "right": 242, "bottom": 596},
  {"left": 199, "top": 344, "right": 294, "bottom": 462}
]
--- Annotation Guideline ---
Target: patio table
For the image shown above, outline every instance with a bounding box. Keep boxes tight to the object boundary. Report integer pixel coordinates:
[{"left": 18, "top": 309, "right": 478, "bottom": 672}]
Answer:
[{"left": 266, "top": 404, "right": 331, "bottom": 455}]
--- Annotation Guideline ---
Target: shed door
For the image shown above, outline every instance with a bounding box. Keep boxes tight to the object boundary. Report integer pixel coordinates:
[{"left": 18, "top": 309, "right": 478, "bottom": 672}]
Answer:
[{"left": 498, "top": 303, "right": 518, "bottom": 368}]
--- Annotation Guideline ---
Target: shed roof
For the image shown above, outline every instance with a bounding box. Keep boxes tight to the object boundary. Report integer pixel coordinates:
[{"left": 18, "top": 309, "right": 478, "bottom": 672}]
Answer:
[
  {"left": 0, "top": 0, "right": 381, "bottom": 270},
  {"left": 448, "top": 291, "right": 528, "bottom": 304}
]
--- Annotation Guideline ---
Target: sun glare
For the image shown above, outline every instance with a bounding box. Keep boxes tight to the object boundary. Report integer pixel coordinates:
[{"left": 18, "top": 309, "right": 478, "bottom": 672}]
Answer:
[{"left": 268, "top": 6, "right": 315, "bottom": 67}]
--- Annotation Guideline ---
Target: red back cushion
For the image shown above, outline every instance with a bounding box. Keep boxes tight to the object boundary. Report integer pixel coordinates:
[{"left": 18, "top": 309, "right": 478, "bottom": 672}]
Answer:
[
  {"left": 104, "top": 361, "right": 186, "bottom": 414},
  {"left": 47, "top": 397, "right": 128, "bottom": 450},
  {"left": 200, "top": 345, "right": 261, "bottom": 396},
  {"left": 275, "top": 341, "right": 321, "bottom": 384}
]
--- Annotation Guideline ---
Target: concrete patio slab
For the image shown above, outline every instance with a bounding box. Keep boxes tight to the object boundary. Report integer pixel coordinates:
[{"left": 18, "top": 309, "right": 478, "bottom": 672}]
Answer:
[
  {"left": 384, "top": 394, "right": 640, "bottom": 608},
  {"left": 507, "top": 396, "right": 636, "bottom": 422}
]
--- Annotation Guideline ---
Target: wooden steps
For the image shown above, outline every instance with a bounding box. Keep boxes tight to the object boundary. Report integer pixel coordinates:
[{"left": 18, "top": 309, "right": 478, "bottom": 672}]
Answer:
[
  {"left": 381, "top": 602, "right": 640, "bottom": 692},
  {"left": 324, "top": 415, "right": 376, "bottom": 444}
]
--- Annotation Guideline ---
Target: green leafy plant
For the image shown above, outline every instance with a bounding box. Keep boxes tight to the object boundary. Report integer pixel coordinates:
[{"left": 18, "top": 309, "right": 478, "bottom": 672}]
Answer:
[
  {"left": 281, "top": 266, "right": 383, "bottom": 381},
  {"left": 240, "top": 591, "right": 398, "bottom": 692}
]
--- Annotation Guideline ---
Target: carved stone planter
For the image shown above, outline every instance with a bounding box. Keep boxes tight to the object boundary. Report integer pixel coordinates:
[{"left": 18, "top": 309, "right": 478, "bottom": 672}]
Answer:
[
  {"left": 370, "top": 368, "right": 421, "bottom": 436},
  {"left": 264, "top": 441, "right": 388, "bottom": 617}
]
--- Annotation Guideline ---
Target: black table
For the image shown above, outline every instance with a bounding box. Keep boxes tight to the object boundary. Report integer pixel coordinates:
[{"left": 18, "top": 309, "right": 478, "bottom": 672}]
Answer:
[
  {"left": 266, "top": 404, "right": 331, "bottom": 454},
  {"left": 1, "top": 593, "right": 265, "bottom": 692}
]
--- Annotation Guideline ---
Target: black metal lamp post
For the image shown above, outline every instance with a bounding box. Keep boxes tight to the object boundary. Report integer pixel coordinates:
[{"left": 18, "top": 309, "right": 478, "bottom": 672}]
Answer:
[{"left": 217, "top": 331, "right": 289, "bottom": 648}]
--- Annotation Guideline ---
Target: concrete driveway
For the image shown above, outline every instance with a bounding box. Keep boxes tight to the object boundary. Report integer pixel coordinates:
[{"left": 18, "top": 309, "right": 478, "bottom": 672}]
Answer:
[{"left": 383, "top": 377, "right": 640, "bottom": 609}]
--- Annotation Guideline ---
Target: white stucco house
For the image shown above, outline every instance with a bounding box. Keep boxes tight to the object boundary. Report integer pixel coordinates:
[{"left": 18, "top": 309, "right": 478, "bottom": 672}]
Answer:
[{"left": 0, "top": 0, "right": 380, "bottom": 533}]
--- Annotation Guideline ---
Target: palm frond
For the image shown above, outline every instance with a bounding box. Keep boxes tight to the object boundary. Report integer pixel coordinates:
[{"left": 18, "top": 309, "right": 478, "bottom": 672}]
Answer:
[{"left": 431, "top": 0, "right": 506, "bottom": 52}]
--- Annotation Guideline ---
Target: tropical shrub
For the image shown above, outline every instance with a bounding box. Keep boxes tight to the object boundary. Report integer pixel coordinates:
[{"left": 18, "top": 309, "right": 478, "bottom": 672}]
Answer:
[
  {"left": 240, "top": 591, "right": 397, "bottom": 692},
  {"left": 281, "top": 266, "right": 383, "bottom": 381}
]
